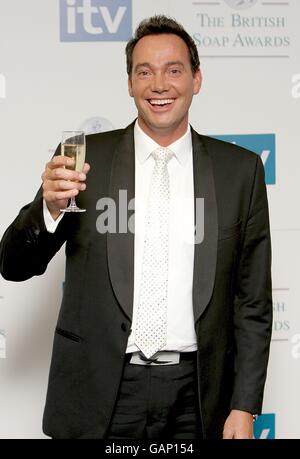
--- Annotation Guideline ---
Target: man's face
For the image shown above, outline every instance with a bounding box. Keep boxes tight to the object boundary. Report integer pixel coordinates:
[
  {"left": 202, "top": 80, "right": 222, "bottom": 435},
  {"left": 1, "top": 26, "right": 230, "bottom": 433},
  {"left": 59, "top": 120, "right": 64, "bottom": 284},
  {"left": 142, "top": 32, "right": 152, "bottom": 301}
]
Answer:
[{"left": 128, "top": 34, "right": 202, "bottom": 141}]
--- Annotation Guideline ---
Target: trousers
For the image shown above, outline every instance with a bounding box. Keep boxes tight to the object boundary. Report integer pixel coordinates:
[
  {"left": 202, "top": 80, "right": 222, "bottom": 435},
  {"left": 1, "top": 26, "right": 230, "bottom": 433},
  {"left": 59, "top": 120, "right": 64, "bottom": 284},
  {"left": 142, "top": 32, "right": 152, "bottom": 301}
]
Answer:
[{"left": 105, "top": 352, "right": 202, "bottom": 439}]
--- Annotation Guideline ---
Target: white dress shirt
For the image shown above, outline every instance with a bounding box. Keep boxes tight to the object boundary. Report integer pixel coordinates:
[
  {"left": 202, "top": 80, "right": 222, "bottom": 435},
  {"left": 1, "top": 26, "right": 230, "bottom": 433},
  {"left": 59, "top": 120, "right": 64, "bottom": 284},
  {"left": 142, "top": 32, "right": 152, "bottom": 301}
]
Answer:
[
  {"left": 44, "top": 120, "right": 197, "bottom": 352},
  {"left": 127, "top": 121, "right": 197, "bottom": 353}
]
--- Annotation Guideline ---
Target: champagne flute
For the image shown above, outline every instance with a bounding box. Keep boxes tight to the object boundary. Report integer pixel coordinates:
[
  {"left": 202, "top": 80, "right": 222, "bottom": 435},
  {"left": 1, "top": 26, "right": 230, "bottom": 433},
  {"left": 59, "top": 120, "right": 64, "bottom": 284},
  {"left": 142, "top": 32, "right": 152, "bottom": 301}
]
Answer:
[{"left": 60, "top": 130, "right": 86, "bottom": 213}]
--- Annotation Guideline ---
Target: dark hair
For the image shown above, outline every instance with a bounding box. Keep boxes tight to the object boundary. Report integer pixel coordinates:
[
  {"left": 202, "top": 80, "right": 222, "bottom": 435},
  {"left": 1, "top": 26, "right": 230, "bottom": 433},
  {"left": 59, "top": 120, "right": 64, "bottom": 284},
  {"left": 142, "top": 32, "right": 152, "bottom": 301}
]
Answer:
[{"left": 126, "top": 15, "right": 200, "bottom": 76}]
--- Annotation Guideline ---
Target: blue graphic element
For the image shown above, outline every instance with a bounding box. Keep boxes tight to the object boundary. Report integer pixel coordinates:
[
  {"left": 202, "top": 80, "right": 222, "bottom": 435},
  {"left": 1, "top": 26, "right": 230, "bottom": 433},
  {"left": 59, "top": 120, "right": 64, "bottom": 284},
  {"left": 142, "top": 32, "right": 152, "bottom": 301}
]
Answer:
[
  {"left": 212, "top": 134, "right": 276, "bottom": 185},
  {"left": 253, "top": 413, "right": 276, "bottom": 439},
  {"left": 60, "top": 0, "right": 132, "bottom": 42}
]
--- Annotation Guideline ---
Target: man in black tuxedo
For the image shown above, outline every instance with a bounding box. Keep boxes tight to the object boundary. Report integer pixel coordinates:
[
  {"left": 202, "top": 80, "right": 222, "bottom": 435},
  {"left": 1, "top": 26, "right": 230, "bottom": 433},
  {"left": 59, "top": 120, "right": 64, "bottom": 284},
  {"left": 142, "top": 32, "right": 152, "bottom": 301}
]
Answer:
[{"left": 0, "top": 15, "right": 272, "bottom": 439}]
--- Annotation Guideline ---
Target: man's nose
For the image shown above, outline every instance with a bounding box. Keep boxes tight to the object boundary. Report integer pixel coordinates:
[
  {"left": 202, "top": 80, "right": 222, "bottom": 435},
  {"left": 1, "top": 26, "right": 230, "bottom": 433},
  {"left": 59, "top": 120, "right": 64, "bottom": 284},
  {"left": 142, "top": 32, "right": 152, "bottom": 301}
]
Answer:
[{"left": 151, "top": 73, "right": 169, "bottom": 93}]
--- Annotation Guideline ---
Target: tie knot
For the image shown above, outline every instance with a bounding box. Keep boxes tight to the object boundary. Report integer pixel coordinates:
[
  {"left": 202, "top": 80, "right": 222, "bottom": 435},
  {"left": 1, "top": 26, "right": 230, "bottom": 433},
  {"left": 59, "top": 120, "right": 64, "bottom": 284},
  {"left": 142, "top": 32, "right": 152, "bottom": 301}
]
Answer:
[{"left": 152, "top": 147, "right": 173, "bottom": 165}]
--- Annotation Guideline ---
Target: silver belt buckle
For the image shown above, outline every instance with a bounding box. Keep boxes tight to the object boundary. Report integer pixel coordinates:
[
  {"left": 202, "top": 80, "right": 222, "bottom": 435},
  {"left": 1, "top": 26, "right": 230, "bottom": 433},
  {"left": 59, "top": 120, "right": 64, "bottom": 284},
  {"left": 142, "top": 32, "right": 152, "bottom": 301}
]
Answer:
[{"left": 129, "top": 351, "right": 180, "bottom": 366}]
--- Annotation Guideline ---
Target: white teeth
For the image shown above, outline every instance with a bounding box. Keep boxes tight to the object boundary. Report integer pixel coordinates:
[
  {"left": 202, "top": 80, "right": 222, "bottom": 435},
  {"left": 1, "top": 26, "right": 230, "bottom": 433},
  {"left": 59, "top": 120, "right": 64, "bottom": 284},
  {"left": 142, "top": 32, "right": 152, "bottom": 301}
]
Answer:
[{"left": 149, "top": 99, "right": 174, "bottom": 105}]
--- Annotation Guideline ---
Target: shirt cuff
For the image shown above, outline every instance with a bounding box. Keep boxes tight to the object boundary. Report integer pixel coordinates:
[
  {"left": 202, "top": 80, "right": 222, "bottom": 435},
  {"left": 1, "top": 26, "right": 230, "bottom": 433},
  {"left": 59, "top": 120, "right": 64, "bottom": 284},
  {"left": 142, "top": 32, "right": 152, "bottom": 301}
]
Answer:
[{"left": 43, "top": 199, "right": 64, "bottom": 233}]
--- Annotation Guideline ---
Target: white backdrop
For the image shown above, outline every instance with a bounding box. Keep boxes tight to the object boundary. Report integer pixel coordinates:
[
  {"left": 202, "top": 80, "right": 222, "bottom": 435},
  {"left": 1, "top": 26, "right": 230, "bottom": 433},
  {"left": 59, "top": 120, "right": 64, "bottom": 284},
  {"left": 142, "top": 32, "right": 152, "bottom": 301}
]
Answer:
[{"left": 0, "top": 0, "right": 299, "bottom": 439}]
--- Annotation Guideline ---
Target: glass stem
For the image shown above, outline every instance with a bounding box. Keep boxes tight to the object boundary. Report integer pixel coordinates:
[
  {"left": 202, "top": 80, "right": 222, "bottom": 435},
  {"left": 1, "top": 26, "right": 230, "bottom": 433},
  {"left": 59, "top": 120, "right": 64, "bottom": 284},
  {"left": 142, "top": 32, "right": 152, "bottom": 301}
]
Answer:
[{"left": 69, "top": 196, "right": 77, "bottom": 209}]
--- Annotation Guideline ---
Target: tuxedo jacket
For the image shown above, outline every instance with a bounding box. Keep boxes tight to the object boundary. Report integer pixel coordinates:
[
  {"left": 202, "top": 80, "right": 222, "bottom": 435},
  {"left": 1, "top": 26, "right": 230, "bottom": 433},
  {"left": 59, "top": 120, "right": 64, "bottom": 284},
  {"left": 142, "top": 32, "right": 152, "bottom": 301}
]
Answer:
[{"left": 0, "top": 122, "right": 272, "bottom": 439}]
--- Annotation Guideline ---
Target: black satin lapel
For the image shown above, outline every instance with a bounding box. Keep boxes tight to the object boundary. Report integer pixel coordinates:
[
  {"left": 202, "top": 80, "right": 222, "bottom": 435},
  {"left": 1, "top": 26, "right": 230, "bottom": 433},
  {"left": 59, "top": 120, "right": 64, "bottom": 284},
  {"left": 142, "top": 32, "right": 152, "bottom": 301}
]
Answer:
[
  {"left": 192, "top": 129, "right": 218, "bottom": 323},
  {"left": 107, "top": 123, "right": 135, "bottom": 321}
]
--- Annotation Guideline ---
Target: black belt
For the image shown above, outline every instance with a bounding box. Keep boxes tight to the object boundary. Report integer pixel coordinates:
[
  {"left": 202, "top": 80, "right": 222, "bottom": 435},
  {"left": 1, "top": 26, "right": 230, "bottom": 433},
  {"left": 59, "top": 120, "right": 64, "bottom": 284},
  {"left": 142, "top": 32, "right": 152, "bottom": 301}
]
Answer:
[{"left": 125, "top": 351, "right": 197, "bottom": 366}]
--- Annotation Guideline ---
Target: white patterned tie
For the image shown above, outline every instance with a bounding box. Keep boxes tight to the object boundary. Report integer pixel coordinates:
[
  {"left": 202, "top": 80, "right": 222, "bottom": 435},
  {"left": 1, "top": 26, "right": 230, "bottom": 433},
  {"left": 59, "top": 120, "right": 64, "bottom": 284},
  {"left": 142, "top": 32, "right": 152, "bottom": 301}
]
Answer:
[{"left": 135, "top": 147, "right": 173, "bottom": 359}]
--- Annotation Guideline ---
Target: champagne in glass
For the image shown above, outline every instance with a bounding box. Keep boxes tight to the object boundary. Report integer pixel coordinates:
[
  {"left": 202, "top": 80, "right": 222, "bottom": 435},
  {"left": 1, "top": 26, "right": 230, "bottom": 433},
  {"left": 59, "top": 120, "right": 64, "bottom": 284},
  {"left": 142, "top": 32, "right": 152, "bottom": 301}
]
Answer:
[
  {"left": 62, "top": 144, "right": 85, "bottom": 173},
  {"left": 60, "top": 131, "right": 86, "bottom": 213}
]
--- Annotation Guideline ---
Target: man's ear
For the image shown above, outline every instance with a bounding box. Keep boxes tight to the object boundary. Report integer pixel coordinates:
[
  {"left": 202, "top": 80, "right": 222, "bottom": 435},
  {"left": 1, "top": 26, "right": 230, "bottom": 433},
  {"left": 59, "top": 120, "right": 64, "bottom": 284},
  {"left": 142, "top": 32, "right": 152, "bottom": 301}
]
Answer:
[
  {"left": 193, "top": 69, "right": 202, "bottom": 96},
  {"left": 128, "top": 77, "right": 134, "bottom": 97}
]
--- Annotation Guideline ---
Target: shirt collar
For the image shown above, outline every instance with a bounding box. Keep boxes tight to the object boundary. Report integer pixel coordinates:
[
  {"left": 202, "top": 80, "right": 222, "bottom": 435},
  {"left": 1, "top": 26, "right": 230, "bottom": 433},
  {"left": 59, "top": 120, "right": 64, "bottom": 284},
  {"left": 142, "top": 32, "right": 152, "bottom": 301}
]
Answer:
[{"left": 134, "top": 120, "right": 192, "bottom": 167}]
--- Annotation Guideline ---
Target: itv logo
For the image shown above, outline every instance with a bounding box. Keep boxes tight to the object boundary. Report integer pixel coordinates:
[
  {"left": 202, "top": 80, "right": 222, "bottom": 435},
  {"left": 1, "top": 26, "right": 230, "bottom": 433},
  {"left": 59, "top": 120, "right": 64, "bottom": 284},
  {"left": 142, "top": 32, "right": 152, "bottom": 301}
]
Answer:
[
  {"left": 60, "top": 0, "right": 132, "bottom": 42},
  {"left": 253, "top": 413, "right": 276, "bottom": 439},
  {"left": 212, "top": 134, "right": 276, "bottom": 185}
]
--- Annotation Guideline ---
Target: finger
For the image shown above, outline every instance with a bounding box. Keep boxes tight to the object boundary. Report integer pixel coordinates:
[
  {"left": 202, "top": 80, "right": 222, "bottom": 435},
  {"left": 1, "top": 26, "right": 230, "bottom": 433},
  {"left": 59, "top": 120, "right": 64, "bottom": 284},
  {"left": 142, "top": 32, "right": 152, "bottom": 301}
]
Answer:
[
  {"left": 47, "top": 155, "right": 75, "bottom": 170},
  {"left": 222, "top": 429, "right": 234, "bottom": 439},
  {"left": 44, "top": 188, "right": 79, "bottom": 202},
  {"left": 42, "top": 167, "right": 72, "bottom": 182},
  {"left": 43, "top": 179, "right": 86, "bottom": 192},
  {"left": 54, "top": 167, "right": 86, "bottom": 181},
  {"left": 53, "top": 180, "right": 86, "bottom": 192},
  {"left": 82, "top": 163, "right": 90, "bottom": 174},
  {"left": 46, "top": 168, "right": 87, "bottom": 182}
]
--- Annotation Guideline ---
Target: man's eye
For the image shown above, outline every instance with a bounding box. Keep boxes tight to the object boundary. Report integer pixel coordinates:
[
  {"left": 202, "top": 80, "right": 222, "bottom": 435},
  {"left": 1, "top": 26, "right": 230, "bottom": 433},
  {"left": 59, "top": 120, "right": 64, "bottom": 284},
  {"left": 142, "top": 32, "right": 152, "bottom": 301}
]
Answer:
[
  {"left": 138, "top": 71, "right": 151, "bottom": 76},
  {"left": 169, "top": 69, "right": 181, "bottom": 75}
]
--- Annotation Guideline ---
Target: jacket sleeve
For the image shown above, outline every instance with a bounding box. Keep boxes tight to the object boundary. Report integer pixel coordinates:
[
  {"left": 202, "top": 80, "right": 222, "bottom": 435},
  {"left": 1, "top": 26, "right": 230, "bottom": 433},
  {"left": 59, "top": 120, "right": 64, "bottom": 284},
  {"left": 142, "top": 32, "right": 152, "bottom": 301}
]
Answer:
[
  {"left": 0, "top": 188, "right": 69, "bottom": 282},
  {"left": 230, "top": 155, "right": 273, "bottom": 414}
]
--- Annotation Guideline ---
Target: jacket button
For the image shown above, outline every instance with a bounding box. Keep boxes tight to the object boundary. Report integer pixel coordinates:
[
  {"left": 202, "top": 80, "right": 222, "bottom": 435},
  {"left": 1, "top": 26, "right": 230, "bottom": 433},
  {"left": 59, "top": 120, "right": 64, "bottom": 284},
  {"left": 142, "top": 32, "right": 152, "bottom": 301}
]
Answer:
[{"left": 121, "top": 323, "right": 127, "bottom": 332}]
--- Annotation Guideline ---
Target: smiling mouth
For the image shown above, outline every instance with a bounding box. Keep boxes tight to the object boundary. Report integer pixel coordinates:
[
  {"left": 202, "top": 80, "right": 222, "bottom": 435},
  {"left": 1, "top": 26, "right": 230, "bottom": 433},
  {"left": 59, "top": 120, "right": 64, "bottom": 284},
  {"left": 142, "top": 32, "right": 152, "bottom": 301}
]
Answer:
[{"left": 147, "top": 98, "right": 175, "bottom": 107}]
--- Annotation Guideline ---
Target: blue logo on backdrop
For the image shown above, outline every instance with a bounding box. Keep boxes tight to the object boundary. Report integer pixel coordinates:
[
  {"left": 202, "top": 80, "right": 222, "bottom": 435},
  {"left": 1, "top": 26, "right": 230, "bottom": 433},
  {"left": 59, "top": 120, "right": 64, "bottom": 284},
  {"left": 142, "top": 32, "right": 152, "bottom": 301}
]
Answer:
[
  {"left": 212, "top": 134, "right": 276, "bottom": 185},
  {"left": 253, "top": 413, "right": 276, "bottom": 439},
  {"left": 60, "top": 0, "right": 132, "bottom": 42}
]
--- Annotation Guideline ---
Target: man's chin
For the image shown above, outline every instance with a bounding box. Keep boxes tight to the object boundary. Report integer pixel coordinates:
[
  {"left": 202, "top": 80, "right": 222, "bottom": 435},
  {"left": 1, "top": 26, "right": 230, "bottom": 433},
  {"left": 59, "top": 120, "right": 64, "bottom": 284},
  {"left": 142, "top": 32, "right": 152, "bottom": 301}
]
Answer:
[{"left": 140, "top": 116, "right": 177, "bottom": 132}]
